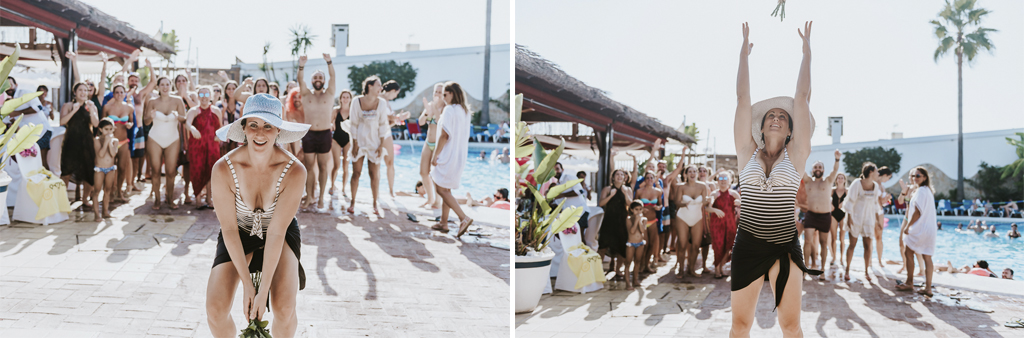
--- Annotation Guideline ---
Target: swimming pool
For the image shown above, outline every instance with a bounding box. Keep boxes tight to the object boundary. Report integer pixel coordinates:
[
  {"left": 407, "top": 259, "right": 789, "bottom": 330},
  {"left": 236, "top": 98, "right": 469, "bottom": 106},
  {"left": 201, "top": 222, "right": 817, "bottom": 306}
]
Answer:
[
  {"left": 841, "top": 216, "right": 1023, "bottom": 280},
  {"left": 345, "top": 142, "right": 510, "bottom": 202}
]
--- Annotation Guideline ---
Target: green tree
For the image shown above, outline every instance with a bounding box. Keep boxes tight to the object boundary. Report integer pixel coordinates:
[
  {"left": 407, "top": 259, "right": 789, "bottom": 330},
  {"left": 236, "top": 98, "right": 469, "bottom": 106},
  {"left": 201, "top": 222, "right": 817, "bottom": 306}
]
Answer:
[
  {"left": 931, "top": 0, "right": 997, "bottom": 201},
  {"left": 346, "top": 60, "right": 418, "bottom": 99},
  {"left": 1002, "top": 132, "right": 1024, "bottom": 201},
  {"left": 842, "top": 147, "right": 902, "bottom": 178},
  {"left": 258, "top": 41, "right": 278, "bottom": 84},
  {"left": 288, "top": 24, "right": 317, "bottom": 79},
  {"left": 967, "top": 162, "right": 1021, "bottom": 203}
]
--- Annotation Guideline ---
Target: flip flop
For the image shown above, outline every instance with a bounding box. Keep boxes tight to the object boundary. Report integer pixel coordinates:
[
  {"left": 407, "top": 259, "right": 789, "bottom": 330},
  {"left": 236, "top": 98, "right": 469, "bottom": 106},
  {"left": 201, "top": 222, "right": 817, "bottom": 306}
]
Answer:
[
  {"left": 431, "top": 223, "right": 449, "bottom": 232},
  {"left": 916, "top": 290, "right": 934, "bottom": 298},
  {"left": 406, "top": 213, "right": 419, "bottom": 222},
  {"left": 1005, "top": 318, "right": 1024, "bottom": 328},
  {"left": 714, "top": 273, "right": 724, "bottom": 279}
]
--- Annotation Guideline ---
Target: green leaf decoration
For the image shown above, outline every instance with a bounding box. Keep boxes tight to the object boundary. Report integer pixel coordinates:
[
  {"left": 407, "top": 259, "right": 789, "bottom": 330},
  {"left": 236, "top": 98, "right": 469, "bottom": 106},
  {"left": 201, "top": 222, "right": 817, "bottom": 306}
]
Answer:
[
  {"left": 664, "top": 153, "right": 677, "bottom": 172},
  {"left": 546, "top": 179, "right": 584, "bottom": 200},
  {"left": 4, "top": 123, "right": 43, "bottom": 159},
  {"left": 534, "top": 139, "right": 564, "bottom": 184},
  {"left": 526, "top": 184, "right": 550, "bottom": 215},
  {"left": 532, "top": 136, "right": 547, "bottom": 171},
  {"left": 1, "top": 91, "right": 43, "bottom": 118},
  {"left": 0, "top": 45, "right": 19, "bottom": 93}
]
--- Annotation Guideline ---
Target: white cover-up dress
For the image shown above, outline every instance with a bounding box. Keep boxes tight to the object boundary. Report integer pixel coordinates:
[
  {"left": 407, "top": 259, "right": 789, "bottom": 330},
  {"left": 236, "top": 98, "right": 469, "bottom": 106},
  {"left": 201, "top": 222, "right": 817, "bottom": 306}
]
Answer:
[
  {"left": 904, "top": 186, "right": 937, "bottom": 256},
  {"left": 430, "top": 104, "right": 469, "bottom": 189},
  {"left": 844, "top": 178, "right": 882, "bottom": 239},
  {"left": 348, "top": 95, "right": 391, "bottom": 164}
]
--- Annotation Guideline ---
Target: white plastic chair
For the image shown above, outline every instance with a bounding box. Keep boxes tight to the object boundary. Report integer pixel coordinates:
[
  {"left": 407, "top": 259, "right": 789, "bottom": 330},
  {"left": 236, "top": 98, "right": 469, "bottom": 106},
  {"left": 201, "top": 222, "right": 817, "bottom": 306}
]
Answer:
[
  {"left": 553, "top": 228, "right": 603, "bottom": 293},
  {"left": 12, "top": 152, "right": 68, "bottom": 225}
]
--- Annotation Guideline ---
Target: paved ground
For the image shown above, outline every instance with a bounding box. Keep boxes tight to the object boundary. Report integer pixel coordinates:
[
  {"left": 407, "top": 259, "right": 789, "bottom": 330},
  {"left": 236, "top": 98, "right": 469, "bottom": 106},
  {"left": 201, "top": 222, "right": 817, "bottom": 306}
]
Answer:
[
  {"left": 516, "top": 252, "right": 1024, "bottom": 337},
  {"left": 0, "top": 176, "right": 510, "bottom": 337}
]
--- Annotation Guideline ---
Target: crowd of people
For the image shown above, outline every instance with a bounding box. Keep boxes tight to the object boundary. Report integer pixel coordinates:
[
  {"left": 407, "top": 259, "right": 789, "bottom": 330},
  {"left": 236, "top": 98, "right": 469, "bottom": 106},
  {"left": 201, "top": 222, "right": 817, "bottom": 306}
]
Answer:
[
  {"left": 2, "top": 51, "right": 486, "bottom": 232},
  {"left": 1, "top": 50, "right": 499, "bottom": 336}
]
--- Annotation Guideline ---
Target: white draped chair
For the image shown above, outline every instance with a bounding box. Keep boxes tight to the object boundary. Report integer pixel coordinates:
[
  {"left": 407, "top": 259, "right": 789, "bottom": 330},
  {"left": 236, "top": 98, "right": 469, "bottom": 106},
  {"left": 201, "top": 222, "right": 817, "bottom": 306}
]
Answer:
[{"left": 12, "top": 151, "right": 68, "bottom": 225}]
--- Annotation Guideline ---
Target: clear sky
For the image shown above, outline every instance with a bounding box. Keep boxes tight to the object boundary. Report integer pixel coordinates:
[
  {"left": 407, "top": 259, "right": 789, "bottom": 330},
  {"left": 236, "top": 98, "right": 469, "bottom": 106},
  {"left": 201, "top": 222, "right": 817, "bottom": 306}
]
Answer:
[
  {"left": 81, "top": 0, "right": 510, "bottom": 68},
  {"left": 516, "top": 0, "right": 1024, "bottom": 155}
]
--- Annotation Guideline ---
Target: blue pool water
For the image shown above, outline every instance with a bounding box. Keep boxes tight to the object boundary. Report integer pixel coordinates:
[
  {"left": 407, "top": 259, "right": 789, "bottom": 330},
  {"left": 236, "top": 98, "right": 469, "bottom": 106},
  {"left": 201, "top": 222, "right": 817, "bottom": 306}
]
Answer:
[
  {"left": 344, "top": 143, "right": 509, "bottom": 201},
  {"left": 843, "top": 216, "right": 1023, "bottom": 280}
]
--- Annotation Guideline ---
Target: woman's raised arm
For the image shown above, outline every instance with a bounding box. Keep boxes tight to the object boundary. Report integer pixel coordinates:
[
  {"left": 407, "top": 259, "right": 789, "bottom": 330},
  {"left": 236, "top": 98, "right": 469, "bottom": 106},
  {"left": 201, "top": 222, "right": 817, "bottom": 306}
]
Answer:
[
  {"left": 734, "top": 23, "right": 755, "bottom": 160},
  {"left": 790, "top": 21, "right": 813, "bottom": 160}
]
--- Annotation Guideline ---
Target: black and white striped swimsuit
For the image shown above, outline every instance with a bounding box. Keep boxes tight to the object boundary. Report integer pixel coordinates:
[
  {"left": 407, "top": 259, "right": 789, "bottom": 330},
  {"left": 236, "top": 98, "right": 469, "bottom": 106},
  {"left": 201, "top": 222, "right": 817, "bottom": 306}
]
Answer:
[
  {"left": 226, "top": 157, "right": 295, "bottom": 239},
  {"left": 731, "top": 148, "right": 820, "bottom": 308},
  {"left": 737, "top": 148, "right": 800, "bottom": 244}
]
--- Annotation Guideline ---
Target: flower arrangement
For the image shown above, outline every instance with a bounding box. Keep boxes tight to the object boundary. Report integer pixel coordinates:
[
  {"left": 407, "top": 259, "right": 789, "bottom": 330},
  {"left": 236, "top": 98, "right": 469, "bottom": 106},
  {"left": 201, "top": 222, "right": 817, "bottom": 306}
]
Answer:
[
  {"left": 19, "top": 144, "right": 38, "bottom": 158},
  {"left": 514, "top": 94, "right": 585, "bottom": 256}
]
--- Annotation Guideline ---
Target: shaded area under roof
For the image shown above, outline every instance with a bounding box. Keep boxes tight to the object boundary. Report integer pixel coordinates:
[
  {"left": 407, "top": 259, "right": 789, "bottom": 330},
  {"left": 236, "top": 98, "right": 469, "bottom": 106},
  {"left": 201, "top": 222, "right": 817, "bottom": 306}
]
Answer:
[
  {"left": 1, "top": 0, "right": 174, "bottom": 56},
  {"left": 515, "top": 44, "right": 693, "bottom": 145}
]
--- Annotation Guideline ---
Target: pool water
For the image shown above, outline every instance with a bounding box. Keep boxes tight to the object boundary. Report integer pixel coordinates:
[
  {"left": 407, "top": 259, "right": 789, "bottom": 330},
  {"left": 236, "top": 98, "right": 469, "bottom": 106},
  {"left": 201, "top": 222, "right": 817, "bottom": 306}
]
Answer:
[
  {"left": 344, "top": 143, "right": 509, "bottom": 202},
  {"left": 840, "top": 217, "right": 1023, "bottom": 280}
]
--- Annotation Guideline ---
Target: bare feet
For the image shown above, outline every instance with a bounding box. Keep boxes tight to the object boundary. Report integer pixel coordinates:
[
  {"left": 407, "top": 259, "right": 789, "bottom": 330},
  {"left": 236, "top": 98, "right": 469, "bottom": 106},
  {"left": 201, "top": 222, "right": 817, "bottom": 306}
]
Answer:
[
  {"left": 152, "top": 201, "right": 160, "bottom": 210},
  {"left": 168, "top": 202, "right": 179, "bottom": 210},
  {"left": 102, "top": 212, "right": 112, "bottom": 219},
  {"left": 317, "top": 199, "right": 325, "bottom": 210},
  {"left": 184, "top": 196, "right": 193, "bottom": 205},
  {"left": 347, "top": 205, "right": 355, "bottom": 214},
  {"left": 895, "top": 283, "right": 914, "bottom": 291},
  {"left": 865, "top": 273, "right": 872, "bottom": 283},
  {"left": 916, "top": 289, "right": 933, "bottom": 298},
  {"left": 94, "top": 211, "right": 102, "bottom": 220}
]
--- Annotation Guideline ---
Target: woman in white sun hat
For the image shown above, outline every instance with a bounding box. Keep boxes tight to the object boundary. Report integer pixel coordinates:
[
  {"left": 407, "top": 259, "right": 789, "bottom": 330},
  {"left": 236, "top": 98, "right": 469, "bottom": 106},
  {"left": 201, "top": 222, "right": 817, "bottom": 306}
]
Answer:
[
  {"left": 206, "top": 93, "right": 309, "bottom": 337},
  {"left": 730, "top": 21, "right": 820, "bottom": 337}
]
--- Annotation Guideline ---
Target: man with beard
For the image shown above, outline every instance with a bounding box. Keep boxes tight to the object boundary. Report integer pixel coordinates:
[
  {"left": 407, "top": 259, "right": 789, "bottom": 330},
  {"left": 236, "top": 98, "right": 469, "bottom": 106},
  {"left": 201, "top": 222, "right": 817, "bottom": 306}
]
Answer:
[
  {"left": 797, "top": 150, "right": 842, "bottom": 278},
  {"left": 297, "top": 54, "right": 336, "bottom": 210}
]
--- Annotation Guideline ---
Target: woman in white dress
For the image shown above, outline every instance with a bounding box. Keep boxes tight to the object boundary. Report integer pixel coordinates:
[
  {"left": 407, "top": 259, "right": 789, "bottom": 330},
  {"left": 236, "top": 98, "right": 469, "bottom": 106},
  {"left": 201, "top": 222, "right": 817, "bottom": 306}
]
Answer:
[
  {"left": 347, "top": 76, "right": 390, "bottom": 216},
  {"left": 430, "top": 81, "right": 474, "bottom": 237},
  {"left": 895, "top": 166, "right": 936, "bottom": 297},
  {"left": 843, "top": 162, "right": 882, "bottom": 282}
]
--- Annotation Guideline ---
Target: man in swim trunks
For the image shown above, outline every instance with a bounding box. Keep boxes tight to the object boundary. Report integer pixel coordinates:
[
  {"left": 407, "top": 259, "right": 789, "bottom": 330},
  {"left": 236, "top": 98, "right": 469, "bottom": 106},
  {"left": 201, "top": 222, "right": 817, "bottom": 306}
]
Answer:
[
  {"left": 798, "top": 150, "right": 841, "bottom": 275},
  {"left": 297, "top": 54, "right": 336, "bottom": 210}
]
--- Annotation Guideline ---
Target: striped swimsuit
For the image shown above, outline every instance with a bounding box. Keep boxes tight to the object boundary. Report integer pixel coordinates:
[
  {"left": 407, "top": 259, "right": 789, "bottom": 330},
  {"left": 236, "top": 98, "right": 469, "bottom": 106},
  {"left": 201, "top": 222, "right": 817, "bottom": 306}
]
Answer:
[{"left": 731, "top": 148, "right": 820, "bottom": 309}]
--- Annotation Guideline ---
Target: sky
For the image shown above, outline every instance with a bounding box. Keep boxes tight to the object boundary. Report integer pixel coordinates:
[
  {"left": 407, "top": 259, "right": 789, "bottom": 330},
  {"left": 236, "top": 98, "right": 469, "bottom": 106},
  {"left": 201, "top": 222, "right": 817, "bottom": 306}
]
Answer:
[
  {"left": 515, "top": 0, "right": 1024, "bottom": 155},
  {"left": 81, "top": 0, "right": 510, "bottom": 68}
]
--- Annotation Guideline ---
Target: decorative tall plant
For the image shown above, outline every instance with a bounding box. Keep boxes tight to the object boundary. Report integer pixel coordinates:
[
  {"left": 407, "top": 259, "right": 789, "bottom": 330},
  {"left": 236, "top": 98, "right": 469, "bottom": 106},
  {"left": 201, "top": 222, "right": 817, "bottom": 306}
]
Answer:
[
  {"left": 931, "top": 0, "right": 997, "bottom": 201},
  {"left": 1002, "top": 132, "right": 1024, "bottom": 202},
  {"left": 514, "top": 94, "right": 584, "bottom": 256},
  {"left": 0, "top": 45, "right": 46, "bottom": 171},
  {"left": 289, "top": 24, "right": 317, "bottom": 79}
]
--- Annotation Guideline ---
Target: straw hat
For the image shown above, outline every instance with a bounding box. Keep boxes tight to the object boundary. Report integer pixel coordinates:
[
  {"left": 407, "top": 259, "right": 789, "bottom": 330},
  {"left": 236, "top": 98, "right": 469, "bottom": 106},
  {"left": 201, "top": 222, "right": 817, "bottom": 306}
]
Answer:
[
  {"left": 216, "top": 93, "right": 310, "bottom": 144},
  {"left": 750, "top": 96, "right": 815, "bottom": 149}
]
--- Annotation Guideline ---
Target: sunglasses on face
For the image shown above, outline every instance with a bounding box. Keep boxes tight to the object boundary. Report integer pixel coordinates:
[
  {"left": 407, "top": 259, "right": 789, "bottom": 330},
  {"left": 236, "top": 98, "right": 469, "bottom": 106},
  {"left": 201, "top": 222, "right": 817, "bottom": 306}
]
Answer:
[
  {"left": 198, "top": 93, "right": 211, "bottom": 98},
  {"left": 911, "top": 174, "right": 923, "bottom": 178},
  {"left": 718, "top": 176, "right": 729, "bottom": 181}
]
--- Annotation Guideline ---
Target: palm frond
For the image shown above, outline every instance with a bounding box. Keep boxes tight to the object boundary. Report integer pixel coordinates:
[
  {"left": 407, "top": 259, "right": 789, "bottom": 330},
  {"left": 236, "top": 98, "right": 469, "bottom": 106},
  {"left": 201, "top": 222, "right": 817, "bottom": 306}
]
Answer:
[
  {"left": 962, "top": 42, "right": 978, "bottom": 62},
  {"left": 967, "top": 8, "right": 990, "bottom": 24},
  {"left": 931, "top": 21, "right": 948, "bottom": 39},
  {"left": 934, "top": 36, "right": 955, "bottom": 62}
]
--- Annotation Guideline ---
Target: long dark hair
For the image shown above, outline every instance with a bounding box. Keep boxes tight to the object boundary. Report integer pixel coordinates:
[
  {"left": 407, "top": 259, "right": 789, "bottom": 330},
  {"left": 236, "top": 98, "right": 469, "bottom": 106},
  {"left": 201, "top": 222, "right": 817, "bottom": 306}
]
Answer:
[
  {"left": 253, "top": 78, "right": 270, "bottom": 94},
  {"left": 444, "top": 81, "right": 469, "bottom": 113},
  {"left": 95, "top": 117, "right": 114, "bottom": 137},
  {"left": 860, "top": 162, "right": 877, "bottom": 179},
  {"left": 912, "top": 166, "right": 931, "bottom": 188}
]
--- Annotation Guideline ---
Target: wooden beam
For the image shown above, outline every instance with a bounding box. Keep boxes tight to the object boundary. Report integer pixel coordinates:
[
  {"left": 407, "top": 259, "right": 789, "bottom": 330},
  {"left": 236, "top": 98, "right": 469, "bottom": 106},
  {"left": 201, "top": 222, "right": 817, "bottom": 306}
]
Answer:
[{"left": 517, "top": 82, "right": 658, "bottom": 146}]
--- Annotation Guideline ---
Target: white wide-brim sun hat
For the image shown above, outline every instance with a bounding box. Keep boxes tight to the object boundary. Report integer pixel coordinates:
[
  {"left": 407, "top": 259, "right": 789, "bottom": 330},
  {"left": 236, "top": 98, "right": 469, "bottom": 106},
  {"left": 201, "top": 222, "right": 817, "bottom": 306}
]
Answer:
[
  {"left": 750, "top": 96, "right": 815, "bottom": 149},
  {"left": 216, "top": 93, "right": 310, "bottom": 144}
]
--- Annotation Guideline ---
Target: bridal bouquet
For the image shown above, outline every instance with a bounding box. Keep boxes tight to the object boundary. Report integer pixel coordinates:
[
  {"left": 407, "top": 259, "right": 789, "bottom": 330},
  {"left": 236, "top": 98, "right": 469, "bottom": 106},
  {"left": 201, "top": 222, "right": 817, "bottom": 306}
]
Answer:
[{"left": 239, "top": 271, "right": 272, "bottom": 338}]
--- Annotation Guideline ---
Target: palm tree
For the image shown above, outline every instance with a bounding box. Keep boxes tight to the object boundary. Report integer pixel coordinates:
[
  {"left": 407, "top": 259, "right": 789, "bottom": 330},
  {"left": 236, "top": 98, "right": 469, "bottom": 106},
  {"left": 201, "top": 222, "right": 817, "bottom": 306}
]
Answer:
[
  {"left": 288, "top": 24, "right": 317, "bottom": 78},
  {"left": 931, "top": 0, "right": 997, "bottom": 201}
]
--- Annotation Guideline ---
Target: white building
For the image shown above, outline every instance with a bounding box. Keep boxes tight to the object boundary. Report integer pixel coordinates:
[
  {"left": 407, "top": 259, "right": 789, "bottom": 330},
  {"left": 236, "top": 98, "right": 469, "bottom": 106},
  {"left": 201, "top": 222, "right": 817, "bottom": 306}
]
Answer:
[
  {"left": 807, "top": 128, "right": 1024, "bottom": 192},
  {"left": 233, "top": 44, "right": 510, "bottom": 120}
]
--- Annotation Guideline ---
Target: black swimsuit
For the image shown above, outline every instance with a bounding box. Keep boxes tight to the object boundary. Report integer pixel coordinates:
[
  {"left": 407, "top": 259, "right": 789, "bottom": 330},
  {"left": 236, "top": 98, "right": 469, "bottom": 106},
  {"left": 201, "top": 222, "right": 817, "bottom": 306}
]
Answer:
[
  {"left": 334, "top": 110, "right": 350, "bottom": 147},
  {"left": 831, "top": 190, "right": 847, "bottom": 222}
]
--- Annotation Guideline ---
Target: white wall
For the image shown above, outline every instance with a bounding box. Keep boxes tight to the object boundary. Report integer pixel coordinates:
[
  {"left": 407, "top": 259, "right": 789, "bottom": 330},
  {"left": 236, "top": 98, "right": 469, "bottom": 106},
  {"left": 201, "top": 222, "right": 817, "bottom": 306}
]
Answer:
[
  {"left": 808, "top": 128, "right": 1024, "bottom": 189},
  {"left": 235, "top": 44, "right": 511, "bottom": 110}
]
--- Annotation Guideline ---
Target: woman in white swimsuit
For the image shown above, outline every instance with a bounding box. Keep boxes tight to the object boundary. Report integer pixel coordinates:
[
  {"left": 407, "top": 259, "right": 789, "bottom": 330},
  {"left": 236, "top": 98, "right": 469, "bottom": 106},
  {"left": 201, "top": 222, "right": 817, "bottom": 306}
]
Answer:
[
  {"left": 671, "top": 164, "right": 710, "bottom": 278},
  {"left": 144, "top": 76, "right": 187, "bottom": 210}
]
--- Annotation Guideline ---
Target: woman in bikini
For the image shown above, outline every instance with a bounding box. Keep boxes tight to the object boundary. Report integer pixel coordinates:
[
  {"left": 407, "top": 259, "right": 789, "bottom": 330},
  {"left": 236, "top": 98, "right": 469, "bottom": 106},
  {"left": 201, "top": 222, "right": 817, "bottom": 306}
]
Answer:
[
  {"left": 103, "top": 84, "right": 137, "bottom": 203},
  {"left": 329, "top": 90, "right": 353, "bottom": 197},
  {"left": 635, "top": 170, "right": 663, "bottom": 275},
  {"left": 144, "top": 76, "right": 187, "bottom": 210},
  {"left": 730, "top": 22, "right": 820, "bottom": 337},
  {"left": 206, "top": 93, "right": 309, "bottom": 337},
  {"left": 418, "top": 83, "right": 445, "bottom": 209}
]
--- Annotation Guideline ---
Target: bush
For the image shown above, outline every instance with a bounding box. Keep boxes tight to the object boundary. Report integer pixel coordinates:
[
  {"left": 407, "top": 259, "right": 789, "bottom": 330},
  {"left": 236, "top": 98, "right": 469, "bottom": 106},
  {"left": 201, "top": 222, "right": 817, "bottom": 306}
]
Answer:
[{"left": 843, "top": 146, "right": 901, "bottom": 178}]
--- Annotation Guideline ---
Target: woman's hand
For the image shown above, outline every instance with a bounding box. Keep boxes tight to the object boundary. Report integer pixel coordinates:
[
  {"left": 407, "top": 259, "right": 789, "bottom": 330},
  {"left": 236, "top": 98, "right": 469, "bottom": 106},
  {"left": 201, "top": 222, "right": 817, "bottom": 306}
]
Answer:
[
  {"left": 241, "top": 281, "right": 256, "bottom": 322},
  {"left": 190, "top": 126, "right": 201, "bottom": 139},
  {"left": 797, "top": 21, "right": 812, "bottom": 55},
  {"left": 899, "top": 179, "right": 909, "bottom": 195},
  {"left": 903, "top": 225, "right": 911, "bottom": 235},
  {"left": 711, "top": 208, "right": 725, "bottom": 218},
  {"left": 742, "top": 22, "right": 754, "bottom": 55},
  {"left": 71, "top": 102, "right": 83, "bottom": 113},
  {"left": 85, "top": 101, "right": 97, "bottom": 114},
  {"left": 249, "top": 291, "right": 268, "bottom": 322}
]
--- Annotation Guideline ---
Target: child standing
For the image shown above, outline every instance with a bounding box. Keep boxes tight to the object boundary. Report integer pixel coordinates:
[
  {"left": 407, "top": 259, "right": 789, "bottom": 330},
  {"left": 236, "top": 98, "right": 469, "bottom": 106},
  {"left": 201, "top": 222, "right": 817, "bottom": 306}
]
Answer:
[
  {"left": 625, "top": 200, "right": 647, "bottom": 290},
  {"left": 93, "top": 118, "right": 118, "bottom": 219}
]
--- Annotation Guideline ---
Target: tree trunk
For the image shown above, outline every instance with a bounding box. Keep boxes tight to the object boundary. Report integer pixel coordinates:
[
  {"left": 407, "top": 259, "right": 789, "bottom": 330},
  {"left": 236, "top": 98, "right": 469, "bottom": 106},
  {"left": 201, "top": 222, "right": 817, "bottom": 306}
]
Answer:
[{"left": 957, "top": 50, "right": 964, "bottom": 202}]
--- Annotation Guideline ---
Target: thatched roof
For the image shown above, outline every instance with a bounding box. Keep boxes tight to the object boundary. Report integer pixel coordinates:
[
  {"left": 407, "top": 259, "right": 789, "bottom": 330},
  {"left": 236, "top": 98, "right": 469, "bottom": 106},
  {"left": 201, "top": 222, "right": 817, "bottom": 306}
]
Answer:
[
  {"left": 516, "top": 44, "right": 693, "bottom": 144},
  {"left": 21, "top": 0, "right": 174, "bottom": 54}
]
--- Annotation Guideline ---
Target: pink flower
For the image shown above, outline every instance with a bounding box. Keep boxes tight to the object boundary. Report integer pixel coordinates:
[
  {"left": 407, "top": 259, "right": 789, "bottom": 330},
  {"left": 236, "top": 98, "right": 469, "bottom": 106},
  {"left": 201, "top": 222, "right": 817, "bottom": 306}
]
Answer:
[{"left": 19, "top": 145, "right": 38, "bottom": 158}]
